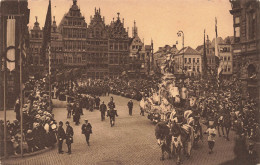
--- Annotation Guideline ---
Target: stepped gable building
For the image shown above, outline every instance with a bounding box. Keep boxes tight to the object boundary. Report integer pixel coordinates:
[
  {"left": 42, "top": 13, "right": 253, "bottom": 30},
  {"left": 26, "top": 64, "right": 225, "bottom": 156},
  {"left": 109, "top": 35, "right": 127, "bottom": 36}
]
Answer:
[
  {"left": 28, "top": 0, "right": 153, "bottom": 79},
  {"left": 28, "top": 17, "right": 44, "bottom": 75},
  {"left": 50, "top": 16, "right": 64, "bottom": 75},
  {"left": 229, "top": 0, "right": 260, "bottom": 99},
  {"left": 28, "top": 16, "right": 64, "bottom": 77},
  {"left": 58, "top": 0, "right": 87, "bottom": 68},
  {"left": 108, "top": 13, "right": 130, "bottom": 78},
  {"left": 129, "top": 21, "right": 146, "bottom": 77},
  {"left": 86, "top": 8, "right": 109, "bottom": 79}
]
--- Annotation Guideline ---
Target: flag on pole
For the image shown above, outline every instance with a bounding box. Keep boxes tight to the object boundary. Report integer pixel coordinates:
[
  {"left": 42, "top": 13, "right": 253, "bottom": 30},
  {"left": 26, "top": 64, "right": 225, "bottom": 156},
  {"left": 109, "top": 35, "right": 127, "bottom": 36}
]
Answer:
[
  {"left": 215, "top": 17, "right": 222, "bottom": 77},
  {"left": 203, "top": 29, "right": 208, "bottom": 76},
  {"left": 41, "top": 0, "right": 52, "bottom": 63},
  {"left": 215, "top": 17, "right": 222, "bottom": 87},
  {"left": 6, "top": 16, "right": 16, "bottom": 71}
]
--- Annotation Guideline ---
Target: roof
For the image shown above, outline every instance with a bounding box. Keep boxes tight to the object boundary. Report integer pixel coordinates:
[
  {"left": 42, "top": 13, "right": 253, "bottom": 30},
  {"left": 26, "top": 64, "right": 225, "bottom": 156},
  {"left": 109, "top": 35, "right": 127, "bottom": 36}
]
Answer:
[{"left": 176, "top": 46, "right": 201, "bottom": 55}]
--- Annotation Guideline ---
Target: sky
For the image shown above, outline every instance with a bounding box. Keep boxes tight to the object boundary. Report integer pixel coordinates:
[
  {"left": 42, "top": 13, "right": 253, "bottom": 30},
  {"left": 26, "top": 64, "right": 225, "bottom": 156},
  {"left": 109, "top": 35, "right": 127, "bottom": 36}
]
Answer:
[{"left": 27, "top": 0, "right": 234, "bottom": 51}]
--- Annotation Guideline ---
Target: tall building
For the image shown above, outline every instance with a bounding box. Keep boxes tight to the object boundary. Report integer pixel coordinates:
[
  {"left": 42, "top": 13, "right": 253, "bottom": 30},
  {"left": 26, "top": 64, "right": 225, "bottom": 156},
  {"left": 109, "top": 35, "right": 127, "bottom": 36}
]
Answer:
[
  {"left": 58, "top": 0, "right": 87, "bottom": 70},
  {"left": 129, "top": 21, "right": 146, "bottom": 78},
  {"left": 0, "top": 0, "right": 30, "bottom": 108},
  {"left": 28, "top": 0, "right": 153, "bottom": 80},
  {"left": 28, "top": 17, "right": 44, "bottom": 77},
  {"left": 108, "top": 13, "right": 130, "bottom": 78},
  {"left": 229, "top": 0, "right": 260, "bottom": 99},
  {"left": 86, "top": 8, "right": 109, "bottom": 79}
]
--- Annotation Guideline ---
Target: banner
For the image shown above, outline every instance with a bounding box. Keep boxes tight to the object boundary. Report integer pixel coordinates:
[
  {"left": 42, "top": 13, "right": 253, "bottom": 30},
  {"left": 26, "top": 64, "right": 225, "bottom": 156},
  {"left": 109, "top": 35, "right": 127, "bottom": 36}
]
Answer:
[{"left": 6, "top": 16, "right": 16, "bottom": 71}]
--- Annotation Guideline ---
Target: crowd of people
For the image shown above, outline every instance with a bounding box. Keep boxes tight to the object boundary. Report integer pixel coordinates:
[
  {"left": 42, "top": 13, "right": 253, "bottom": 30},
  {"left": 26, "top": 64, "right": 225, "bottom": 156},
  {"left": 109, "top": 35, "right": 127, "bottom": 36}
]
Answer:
[
  {"left": 0, "top": 79, "right": 57, "bottom": 156},
  {"left": 70, "top": 77, "right": 160, "bottom": 101}
]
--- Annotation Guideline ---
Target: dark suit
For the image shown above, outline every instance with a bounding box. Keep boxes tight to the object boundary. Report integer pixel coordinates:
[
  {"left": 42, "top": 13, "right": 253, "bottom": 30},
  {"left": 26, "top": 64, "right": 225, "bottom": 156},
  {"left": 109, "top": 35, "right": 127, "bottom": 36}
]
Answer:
[
  {"left": 82, "top": 123, "right": 92, "bottom": 145},
  {"left": 127, "top": 101, "right": 133, "bottom": 115},
  {"left": 57, "top": 126, "right": 66, "bottom": 153},
  {"left": 100, "top": 103, "right": 107, "bottom": 121},
  {"left": 73, "top": 107, "right": 81, "bottom": 125},
  {"left": 66, "top": 125, "right": 74, "bottom": 153}
]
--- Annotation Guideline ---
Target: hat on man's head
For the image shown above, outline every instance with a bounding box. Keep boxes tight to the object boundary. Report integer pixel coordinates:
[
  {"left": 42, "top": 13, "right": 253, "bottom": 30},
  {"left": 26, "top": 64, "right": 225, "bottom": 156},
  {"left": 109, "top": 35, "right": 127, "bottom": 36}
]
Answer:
[
  {"left": 85, "top": 119, "right": 88, "bottom": 122},
  {"left": 65, "top": 121, "right": 70, "bottom": 125},
  {"left": 59, "top": 121, "right": 63, "bottom": 125}
]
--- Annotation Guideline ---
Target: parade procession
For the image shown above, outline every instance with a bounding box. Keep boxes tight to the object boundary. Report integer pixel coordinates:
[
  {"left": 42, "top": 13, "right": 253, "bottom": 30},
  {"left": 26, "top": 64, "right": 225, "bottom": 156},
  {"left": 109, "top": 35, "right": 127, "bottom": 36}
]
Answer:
[{"left": 0, "top": 0, "right": 260, "bottom": 165}]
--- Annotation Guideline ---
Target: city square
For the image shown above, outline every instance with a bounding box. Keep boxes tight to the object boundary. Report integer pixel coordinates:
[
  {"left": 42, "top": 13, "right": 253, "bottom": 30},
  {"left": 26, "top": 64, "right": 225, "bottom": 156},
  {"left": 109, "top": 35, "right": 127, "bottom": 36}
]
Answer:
[{"left": 0, "top": 0, "right": 259, "bottom": 165}]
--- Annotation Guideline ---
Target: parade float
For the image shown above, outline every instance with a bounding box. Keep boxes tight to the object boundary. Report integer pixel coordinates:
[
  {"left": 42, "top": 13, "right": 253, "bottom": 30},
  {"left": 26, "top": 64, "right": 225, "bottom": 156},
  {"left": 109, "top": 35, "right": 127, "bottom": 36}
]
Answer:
[{"left": 140, "top": 72, "right": 190, "bottom": 124}]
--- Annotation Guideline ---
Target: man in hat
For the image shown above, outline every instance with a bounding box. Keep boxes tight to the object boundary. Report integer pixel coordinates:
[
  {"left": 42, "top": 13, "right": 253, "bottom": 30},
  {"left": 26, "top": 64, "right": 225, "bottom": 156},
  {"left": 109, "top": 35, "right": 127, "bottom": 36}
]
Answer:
[
  {"left": 100, "top": 101, "right": 107, "bottom": 121},
  {"left": 57, "top": 121, "right": 66, "bottom": 154},
  {"left": 81, "top": 120, "right": 92, "bottom": 146},
  {"left": 127, "top": 99, "right": 133, "bottom": 116},
  {"left": 65, "top": 121, "right": 74, "bottom": 154}
]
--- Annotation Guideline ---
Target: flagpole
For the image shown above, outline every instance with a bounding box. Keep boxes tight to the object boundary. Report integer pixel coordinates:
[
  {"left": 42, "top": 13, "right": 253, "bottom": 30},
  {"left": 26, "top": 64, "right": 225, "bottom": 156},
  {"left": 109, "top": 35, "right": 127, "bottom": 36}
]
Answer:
[
  {"left": 18, "top": 0, "right": 24, "bottom": 157},
  {"left": 2, "top": 9, "right": 8, "bottom": 158},
  {"left": 49, "top": 44, "right": 51, "bottom": 110}
]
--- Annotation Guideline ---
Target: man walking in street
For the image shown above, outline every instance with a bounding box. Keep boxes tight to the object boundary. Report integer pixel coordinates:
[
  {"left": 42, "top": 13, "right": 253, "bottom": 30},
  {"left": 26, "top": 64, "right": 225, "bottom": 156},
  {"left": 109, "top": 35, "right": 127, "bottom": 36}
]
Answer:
[
  {"left": 57, "top": 121, "right": 66, "bottom": 154},
  {"left": 81, "top": 120, "right": 92, "bottom": 146},
  {"left": 73, "top": 103, "right": 81, "bottom": 125},
  {"left": 100, "top": 101, "right": 107, "bottom": 121},
  {"left": 65, "top": 121, "right": 74, "bottom": 154},
  {"left": 127, "top": 99, "right": 133, "bottom": 116},
  {"left": 67, "top": 102, "right": 72, "bottom": 118},
  {"left": 206, "top": 123, "right": 217, "bottom": 154}
]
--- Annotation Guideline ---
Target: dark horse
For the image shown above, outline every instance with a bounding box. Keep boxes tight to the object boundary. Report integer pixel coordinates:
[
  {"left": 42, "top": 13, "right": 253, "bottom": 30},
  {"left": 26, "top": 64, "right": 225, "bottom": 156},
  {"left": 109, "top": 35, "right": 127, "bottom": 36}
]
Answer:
[
  {"left": 170, "top": 121, "right": 193, "bottom": 165},
  {"left": 155, "top": 121, "right": 172, "bottom": 160}
]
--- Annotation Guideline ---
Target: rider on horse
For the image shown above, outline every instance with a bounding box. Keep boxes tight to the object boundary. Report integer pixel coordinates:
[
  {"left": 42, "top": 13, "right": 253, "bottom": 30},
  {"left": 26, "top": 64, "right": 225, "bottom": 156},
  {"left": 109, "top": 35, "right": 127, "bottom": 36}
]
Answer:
[{"left": 107, "top": 97, "right": 118, "bottom": 127}]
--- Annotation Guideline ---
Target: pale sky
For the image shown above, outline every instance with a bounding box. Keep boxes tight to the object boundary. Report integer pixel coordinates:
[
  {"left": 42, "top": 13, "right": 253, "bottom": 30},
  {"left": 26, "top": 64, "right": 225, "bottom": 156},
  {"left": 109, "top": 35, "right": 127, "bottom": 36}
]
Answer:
[{"left": 28, "top": 0, "right": 234, "bottom": 51}]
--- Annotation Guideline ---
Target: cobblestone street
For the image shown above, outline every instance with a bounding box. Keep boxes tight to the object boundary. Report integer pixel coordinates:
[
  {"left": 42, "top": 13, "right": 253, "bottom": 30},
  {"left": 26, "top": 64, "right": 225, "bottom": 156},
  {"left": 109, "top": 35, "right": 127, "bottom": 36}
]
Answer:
[{"left": 1, "top": 95, "right": 236, "bottom": 165}]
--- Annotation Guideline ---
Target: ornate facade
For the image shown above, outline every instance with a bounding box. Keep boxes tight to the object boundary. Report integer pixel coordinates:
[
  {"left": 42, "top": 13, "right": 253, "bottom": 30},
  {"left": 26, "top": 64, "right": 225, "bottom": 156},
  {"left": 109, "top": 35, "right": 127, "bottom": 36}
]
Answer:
[
  {"left": 108, "top": 13, "right": 130, "bottom": 78},
  {"left": 129, "top": 21, "right": 147, "bottom": 77},
  {"left": 28, "top": 0, "right": 153, "bottom": 79},
  {"left": 86, "top": 8, "right": 109, "bottom": 79},
  {"left": 58, "top": 0, "right": 87, "bottom": 70},
  {"left": 229, "top": 0, "right": 260, "bottom": 99}
]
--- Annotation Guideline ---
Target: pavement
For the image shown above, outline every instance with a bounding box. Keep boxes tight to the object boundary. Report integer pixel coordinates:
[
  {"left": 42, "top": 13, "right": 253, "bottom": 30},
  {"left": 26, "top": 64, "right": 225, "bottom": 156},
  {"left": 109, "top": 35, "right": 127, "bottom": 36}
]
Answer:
[{"left": 1, "top": 94, "right": 236, "bottom": 165}]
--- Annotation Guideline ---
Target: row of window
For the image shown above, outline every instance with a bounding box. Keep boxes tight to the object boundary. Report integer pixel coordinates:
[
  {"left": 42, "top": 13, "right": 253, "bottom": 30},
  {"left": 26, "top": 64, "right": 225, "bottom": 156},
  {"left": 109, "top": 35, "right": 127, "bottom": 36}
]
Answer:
[
  {"left": 63, "top": 28, "right": 86, "bottom": 38},
  {"left": 109, "top": 43, "right": 128, "bottom": 51},
  {"left": 184, "top": 58, "right": 200, "bottom": 64},
  {"left": 222, "top": 56, "right": 231, "bottom": 61},
  {"left": 132, "top": 45, "right": 142, "bottom": 50}
]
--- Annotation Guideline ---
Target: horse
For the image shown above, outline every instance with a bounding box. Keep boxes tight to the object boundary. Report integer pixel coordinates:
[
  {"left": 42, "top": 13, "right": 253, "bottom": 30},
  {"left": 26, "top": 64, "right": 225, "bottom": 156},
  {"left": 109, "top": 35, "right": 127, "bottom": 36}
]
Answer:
[
  {"left": 223, "top": 113, "right": 232, "bottom": 141},
  {"left": 170, "top": 120, "right": 194, "bottom": 165},
  {"left": 155, "top": 121, "right": 172, "bottom": 160}
]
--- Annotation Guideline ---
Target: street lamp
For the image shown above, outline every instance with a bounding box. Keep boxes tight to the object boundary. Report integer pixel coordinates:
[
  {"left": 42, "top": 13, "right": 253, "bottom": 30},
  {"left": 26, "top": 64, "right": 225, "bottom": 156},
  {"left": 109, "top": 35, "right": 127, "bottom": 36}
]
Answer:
[{"left": 177, "top": 31, "right": 184, "bottom": 81}]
